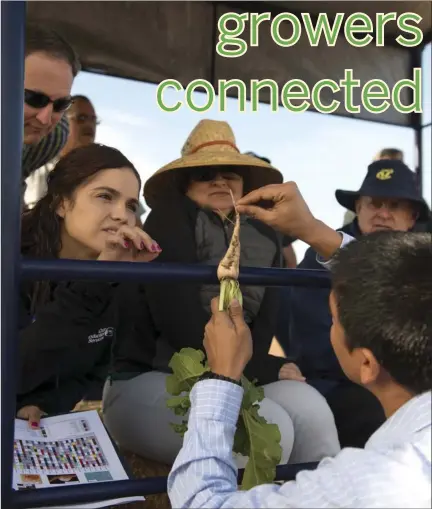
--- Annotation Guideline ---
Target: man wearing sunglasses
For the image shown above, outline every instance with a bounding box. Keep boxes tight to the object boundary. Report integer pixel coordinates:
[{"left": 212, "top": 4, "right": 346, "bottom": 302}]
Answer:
[
  {"left": 24, "top": 95, "right": 99, "bottom": 208},
  {"left": 21, "top": 23, "right": 80, "bottom": 201}
]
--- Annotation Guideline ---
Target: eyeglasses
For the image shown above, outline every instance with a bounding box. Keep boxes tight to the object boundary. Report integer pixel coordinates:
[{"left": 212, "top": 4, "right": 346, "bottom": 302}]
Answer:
[
  {"left": 363, "top": 197, "right": 412, "bottom": 212},
  {"left": 24, "top": 89, "right": 73, "bottom": 113},
  {"left": 68, "top": 113, "right": 100, "bottom": 125}
]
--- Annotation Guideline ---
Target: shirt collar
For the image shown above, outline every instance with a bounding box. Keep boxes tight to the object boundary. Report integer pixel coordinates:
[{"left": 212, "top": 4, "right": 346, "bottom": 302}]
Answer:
[
  {"left": 48, "top": 155, "right": 60, "bottom": 168},
  {"left": 366, "top": 390, "right": 431, "bottom": 449}
]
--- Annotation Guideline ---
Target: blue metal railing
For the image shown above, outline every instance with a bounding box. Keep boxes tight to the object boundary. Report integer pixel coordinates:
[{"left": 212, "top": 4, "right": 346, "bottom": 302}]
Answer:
[
  {"left": 21, "top": 258, "right": 331, "bottom": 287},
  {"left": 12, "top": 462, "right": 319, "bottom": 508},
  {"left": 1, "top": 2, "right": 26, "bottom": 507}
]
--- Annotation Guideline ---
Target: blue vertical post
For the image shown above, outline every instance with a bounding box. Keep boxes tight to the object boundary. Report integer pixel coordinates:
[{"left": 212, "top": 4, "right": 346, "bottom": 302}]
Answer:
[
  {"left": 1, "top": 0, "right": 26, "bottom": 505},
  {"left": 409, "top": 46, "right": 423, "bottom": 193}
]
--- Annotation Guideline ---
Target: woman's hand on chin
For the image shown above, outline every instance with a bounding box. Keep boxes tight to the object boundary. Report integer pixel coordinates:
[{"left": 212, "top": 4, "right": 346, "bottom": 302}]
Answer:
[{"left": 98, "top": 225, "right": 162, "bottom": 263}]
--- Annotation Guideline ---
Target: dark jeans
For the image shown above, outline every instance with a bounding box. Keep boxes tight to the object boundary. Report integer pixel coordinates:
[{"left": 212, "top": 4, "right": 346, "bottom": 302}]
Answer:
[
  {"left": 83, "top": 379, "right": 105, "bottom": 401},
  {"left": 308, "top": 378, "right": 386, "bottom": 448}
]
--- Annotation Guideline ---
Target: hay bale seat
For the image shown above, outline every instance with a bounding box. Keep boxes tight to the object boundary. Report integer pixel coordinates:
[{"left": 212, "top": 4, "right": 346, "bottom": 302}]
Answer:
[
  {"left": 73, "top": 401, "right": 171, "bottom": 509},
  {"left": 113, "top": 450, "right": 171, "bottom": 509}
]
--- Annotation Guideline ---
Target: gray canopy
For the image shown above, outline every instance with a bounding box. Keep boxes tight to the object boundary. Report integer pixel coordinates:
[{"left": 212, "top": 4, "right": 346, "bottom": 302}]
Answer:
[{"left": 28, "top": 1, "right": 431, "bottom": 127}]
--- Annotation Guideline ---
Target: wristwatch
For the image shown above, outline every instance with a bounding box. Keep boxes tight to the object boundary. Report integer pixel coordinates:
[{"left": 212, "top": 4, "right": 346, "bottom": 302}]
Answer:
[{"left": 199, "top": 371, "right": 242, "bottom": 386}]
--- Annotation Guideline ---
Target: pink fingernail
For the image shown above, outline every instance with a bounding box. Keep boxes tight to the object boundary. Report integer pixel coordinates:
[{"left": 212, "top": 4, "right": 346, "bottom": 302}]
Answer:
[
  {"left": 155, "top": 243, "right": 162, "bottom": 252},
  {"left": 124, "top": 241, "right": 129, "bottom": 248},
  {"left": 140, "top": 242, "right": 145, "bottom": 250},
  {"left": 31, "top": 422, "right": 38, "bottom": 428}
]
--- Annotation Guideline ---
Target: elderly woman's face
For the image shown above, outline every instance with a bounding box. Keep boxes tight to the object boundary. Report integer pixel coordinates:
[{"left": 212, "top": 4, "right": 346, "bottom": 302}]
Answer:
[{"left": 185, "top": 167, "right": 244, "bottom": 213}]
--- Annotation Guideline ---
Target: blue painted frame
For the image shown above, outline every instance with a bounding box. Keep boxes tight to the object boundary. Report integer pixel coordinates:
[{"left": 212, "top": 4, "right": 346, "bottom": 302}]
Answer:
[
  {"left": 1, "top": 1, "right": 427, "bottom": 506},
  {"left": 1, "top": 1, "right": 26, "bottom": 506}
]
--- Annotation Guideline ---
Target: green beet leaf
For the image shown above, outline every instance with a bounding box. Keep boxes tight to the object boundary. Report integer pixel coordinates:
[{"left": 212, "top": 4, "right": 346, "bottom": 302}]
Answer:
[
  {"left": 240, "top": 406, "right": 282, "bottom": 490},
  {"left": 170, "top": 421, "right": 188, "bottom": 436},
  {"left": 166, "top": 348, "right": 209, "bottom": 395},
  {"left": 166, "top": 395, "right": 191, "bottom": 416},
  {"left": 240, "top": 375, "right": 264, "bottom": 410},
  {"left": 233, "top": 415, "right": 250, "bottom": 457}
]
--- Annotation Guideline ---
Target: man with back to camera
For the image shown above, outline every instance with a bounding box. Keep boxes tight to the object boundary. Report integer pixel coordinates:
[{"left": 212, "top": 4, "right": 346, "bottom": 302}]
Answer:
[
  {"left": 279, "top": 158, "right": 431, "bottom": 448},
  {"left": 167, "top": 181, "right": 431, "bottom": 509},
  {"left": 22, "top": 23, "right": 80, "bottom": 197}
]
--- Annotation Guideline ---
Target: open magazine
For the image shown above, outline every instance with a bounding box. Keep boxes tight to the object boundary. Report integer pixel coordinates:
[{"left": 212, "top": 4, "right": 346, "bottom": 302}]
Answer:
[{"left": 13, "top": 410, "right": 145, "bottom": 508}]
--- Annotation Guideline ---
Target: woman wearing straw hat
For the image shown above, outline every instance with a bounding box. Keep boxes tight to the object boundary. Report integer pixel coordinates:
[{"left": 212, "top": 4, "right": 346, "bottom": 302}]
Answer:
[{"left": 103, "top": 120, "right": 340, "bottom": 466}]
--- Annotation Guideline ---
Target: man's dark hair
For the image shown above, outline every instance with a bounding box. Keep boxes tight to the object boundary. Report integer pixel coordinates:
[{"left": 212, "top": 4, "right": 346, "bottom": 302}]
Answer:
[
  {"left": 331, "top": 231, "right": 431, "bottom": 394},
  {"left": 71, "top": 95, "right": 91, "bottom": 102},
  {"left": 68, "top": 95, "right": 93, "bottom": 112},
  {"left": 25, "top": 23, "right": 81, "bottom": 77}
]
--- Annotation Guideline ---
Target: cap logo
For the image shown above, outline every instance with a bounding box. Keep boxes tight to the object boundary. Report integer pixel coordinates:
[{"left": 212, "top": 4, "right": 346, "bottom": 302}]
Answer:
[{"left": 376, "top": 169, "right": 394, "bottom": 180}]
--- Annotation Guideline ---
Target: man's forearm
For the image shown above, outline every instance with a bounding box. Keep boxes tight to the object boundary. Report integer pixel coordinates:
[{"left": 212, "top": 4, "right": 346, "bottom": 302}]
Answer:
[
  {"left": 168, "top": 380, "right": 243, "bottom": 508},
  {"left": 301, "top": 220, "right": 344, "bottom": 261}
]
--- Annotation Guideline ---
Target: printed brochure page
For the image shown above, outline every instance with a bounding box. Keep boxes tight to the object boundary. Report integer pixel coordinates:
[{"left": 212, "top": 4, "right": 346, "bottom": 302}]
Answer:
[{"left": 13, "top": 410, "right": 144, "bottom": 508}]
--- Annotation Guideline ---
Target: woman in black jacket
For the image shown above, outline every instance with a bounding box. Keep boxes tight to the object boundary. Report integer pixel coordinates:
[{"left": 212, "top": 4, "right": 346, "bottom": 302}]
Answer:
[
  {"left": 103, "top": 120, "right": 340, "bottom": 466},
  {"left": 17, "top": 143, "right": 160, "bottom": 427}
]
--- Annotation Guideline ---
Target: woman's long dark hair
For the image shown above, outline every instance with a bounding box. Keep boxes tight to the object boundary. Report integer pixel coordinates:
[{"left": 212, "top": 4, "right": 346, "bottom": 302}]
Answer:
[{"left": 21, "top": 143, "right": 141, "bottom": 313}]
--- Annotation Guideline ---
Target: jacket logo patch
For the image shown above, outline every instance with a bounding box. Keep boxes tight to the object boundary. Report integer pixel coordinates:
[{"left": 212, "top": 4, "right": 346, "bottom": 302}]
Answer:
[{"left": 88, "top": 327, "right": 114, "bottom": 344}]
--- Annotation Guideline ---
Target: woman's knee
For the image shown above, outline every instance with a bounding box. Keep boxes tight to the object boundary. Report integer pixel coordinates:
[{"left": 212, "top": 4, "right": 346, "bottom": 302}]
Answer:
[
  {"left": 102, "top": 379, "right": 136, "bottom": 446},
  {"left": 102, "top": 373, "right": 184, "bottom": 464},
  {"left": 264, "top": 381, "right": 341, "bottom": 462},
  {"left": 264, "top": 380, "right": 337, "bottom": 429}
]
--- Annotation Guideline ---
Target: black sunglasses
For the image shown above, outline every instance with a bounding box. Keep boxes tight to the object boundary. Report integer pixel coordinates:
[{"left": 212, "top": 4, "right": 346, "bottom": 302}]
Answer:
[
  {"left": 190, "top": 168, "right": 243, "bottom": 182},
  {"left": 24, "top": 89, "right": 73, "bottom": 113}
]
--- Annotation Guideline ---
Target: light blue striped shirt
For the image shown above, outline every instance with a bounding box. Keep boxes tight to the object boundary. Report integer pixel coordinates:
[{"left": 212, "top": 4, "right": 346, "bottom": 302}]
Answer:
[{"left": 168, "top": 380, "right": 431, "bottom": 508}]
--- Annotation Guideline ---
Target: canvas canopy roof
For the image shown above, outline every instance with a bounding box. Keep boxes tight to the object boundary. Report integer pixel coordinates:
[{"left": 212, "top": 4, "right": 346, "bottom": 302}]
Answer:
[{"left": 27, "top": 1, "right": 431, "bottom": 127}]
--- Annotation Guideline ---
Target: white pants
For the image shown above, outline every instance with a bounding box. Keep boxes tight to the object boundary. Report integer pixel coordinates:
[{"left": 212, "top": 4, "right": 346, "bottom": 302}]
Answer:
[{"left": 102, "top": 371, "right": 340, "bottom": 465}]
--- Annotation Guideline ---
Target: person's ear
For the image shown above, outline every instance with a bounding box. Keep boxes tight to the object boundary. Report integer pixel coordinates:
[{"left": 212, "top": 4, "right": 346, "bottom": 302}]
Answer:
[
  {"left": 355, "top": 198, "right": 362, "bottom": 215},
  {"left": 56, "top": 199, "right": 68, "bottom": 219},
  {"left": 358, "top": 348, "right": 381, "bottom": 385}
]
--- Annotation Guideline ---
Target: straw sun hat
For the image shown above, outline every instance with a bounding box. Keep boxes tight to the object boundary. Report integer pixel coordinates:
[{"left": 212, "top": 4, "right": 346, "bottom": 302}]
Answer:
[{"left": 143, "top": 119, "right": 283, "bottom": 208}]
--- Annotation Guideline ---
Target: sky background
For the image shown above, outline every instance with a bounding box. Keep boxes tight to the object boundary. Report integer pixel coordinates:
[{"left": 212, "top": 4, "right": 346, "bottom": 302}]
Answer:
[{"left": 71, "top": 43, "right": 431, "bottom": 260}]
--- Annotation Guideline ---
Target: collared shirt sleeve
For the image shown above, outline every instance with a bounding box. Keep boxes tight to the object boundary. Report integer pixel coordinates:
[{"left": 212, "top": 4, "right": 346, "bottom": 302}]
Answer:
[
  {"left": 167, "top": 379, "right": 242, "bottom": 508},
  {"left": 316, "top": 231, "right": 355, "bottom": 269},
  {"left": 168, "top": 381, "right": 431, "bottom": 509}
]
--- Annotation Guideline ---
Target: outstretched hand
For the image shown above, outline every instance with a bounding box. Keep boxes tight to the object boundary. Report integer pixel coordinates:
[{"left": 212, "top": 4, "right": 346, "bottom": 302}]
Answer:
[
  {"left": 236, "top": 182, "right": 317, "bottom": 241},
  {"left": 237, "top": 182, "right": 344, "bottom": 260},
  {"left": 203, "top": 298, "right": 252, "bottom": 381}
]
